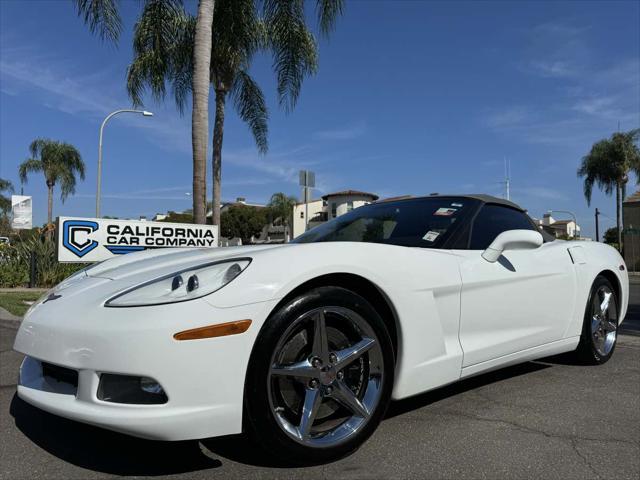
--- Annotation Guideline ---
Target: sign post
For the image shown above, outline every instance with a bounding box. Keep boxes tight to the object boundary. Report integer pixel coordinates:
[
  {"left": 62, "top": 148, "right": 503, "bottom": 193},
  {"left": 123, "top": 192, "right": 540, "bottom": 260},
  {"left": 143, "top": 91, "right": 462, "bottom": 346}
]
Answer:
[
  {"left": 57, "top": 216, "right": 218, "bottom": 263},
  {"left": 299, "top": 170, "right": 315, "bottom": 232}
]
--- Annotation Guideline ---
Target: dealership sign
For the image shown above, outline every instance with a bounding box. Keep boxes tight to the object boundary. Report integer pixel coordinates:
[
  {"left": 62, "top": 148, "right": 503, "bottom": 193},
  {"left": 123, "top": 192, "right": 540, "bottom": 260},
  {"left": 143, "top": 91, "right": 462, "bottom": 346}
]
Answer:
[{"left": 57, "top": 216, "right": 218, "bottom": 263}]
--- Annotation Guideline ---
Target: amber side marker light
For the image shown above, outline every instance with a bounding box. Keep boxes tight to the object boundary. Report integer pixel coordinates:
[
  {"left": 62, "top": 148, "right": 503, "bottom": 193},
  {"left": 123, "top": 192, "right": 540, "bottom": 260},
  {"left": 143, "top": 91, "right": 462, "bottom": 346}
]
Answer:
[{"left": 174, "top": 319, "right": 252, "bottom": 341}]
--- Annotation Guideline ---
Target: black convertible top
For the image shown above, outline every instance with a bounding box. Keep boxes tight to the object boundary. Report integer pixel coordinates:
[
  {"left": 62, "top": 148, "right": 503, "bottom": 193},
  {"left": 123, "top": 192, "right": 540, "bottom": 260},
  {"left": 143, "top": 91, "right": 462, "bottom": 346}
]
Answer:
[{"left": 379, "top": 194, "right": 526, "bottom": 212}]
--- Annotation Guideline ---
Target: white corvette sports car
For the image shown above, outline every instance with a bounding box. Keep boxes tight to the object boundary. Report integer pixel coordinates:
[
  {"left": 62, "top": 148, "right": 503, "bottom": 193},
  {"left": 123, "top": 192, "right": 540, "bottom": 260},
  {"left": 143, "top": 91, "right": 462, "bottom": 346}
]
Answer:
[{"left": 14, "top": 194, "right": 628, "bottom": 462}]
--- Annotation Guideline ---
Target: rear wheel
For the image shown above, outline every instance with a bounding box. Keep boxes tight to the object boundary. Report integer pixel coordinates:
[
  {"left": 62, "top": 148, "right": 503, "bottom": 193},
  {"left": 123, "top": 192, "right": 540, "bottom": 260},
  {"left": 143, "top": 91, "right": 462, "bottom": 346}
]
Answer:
[
  {"left": 244, "top": 286, "right": 394, "bottom": 464},
  {"left": 575, "top": 275, "right": 618, "bottom": 364}
]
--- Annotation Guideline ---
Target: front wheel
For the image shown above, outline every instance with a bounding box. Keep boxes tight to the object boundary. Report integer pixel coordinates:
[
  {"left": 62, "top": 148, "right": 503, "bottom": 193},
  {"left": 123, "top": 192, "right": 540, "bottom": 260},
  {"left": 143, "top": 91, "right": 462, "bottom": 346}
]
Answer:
[
  {"left": 244, "top": 286, "right": 395, "bottom": 464},
  {"left": 575, "top": 275, "right": 619, "bottom": 364}
]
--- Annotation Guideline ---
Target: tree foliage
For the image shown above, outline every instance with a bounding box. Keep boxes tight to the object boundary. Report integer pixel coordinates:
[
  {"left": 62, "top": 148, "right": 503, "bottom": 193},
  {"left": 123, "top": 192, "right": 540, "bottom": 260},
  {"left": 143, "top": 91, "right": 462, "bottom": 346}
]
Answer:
[
  {"left": 18, "top": 138, "right": 85, "bottom": 224},
  {"left": 19, "top": 139, "right": 85, "bottom": 201},
  {"left": 0, "top": 178, "right": 13, "bottom": 216},
  {"left": 578, "top": 129, "right": 640, "bottom": 248},
  {"left": 221, "top": 205, "right": 268, "bottom": 242},
  {"left": 158, "top": 210, "right": 195, "bottom": 224},
  {"left": 73, "top": 0, "right": 123, "bottom": 44},
  {"left": 267, "top": 192, "right": 297, "bottom": 226},
  {"left": 603, "top": 227, "right": 618, "bottom": 245},
  {"left": 578, "top": 129, "right": 640, "bottom": 205}
]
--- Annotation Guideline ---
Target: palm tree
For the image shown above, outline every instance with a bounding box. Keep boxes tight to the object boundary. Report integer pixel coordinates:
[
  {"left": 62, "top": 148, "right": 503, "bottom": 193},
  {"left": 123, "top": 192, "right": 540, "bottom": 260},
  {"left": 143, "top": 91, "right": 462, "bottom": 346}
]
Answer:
[
  {"left": 192, "top": 0, "right": 215, "bottom": 225},
  {"left": 18, "top": 139, "right": 85, "bottom": 225},
  {"left": 578, "top": 129, "right": 640, "bottom": 248},
  {"left": 0, "top": 178, "right": 13, "bottom": 216},
  {"left": 73, "top": 0, "right": 214, "bottom": 225},
  {"left": 127, "top": 0, "right": 344, "bottom": 231},
  {"left": 267, "top": 192, "right": 297, "bottom": 240}
]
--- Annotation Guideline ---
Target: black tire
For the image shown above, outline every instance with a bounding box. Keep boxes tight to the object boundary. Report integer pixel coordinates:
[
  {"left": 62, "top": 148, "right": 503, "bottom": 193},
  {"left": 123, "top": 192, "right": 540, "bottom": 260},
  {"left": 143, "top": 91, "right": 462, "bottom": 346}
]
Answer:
[
  {"left": 575, "top": 275, "right": 619, "bottom": 365},
  {"left": 243, "top": 286, "right": 395, "bottom": 464}
]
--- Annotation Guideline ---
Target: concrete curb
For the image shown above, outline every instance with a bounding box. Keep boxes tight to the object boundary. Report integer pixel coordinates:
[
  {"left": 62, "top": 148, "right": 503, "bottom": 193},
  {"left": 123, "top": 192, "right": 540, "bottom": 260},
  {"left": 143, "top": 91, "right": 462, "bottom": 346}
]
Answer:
[{"left": 0, "top": 306, "right": 21, "bottom": 323}]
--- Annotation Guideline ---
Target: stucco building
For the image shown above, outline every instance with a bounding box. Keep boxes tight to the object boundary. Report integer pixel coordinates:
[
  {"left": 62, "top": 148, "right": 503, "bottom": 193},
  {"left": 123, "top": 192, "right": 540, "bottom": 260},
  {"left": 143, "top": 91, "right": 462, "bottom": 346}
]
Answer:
[{"left": 292, "top": 190, "right": 379, "bottom": 238}]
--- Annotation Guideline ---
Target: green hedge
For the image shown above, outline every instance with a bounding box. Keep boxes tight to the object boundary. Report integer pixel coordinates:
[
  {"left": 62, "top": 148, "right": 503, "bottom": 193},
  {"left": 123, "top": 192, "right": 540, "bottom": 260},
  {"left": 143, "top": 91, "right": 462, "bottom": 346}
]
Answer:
[{"left": 0, "top": 238, "right": 87, "bottom": 288}]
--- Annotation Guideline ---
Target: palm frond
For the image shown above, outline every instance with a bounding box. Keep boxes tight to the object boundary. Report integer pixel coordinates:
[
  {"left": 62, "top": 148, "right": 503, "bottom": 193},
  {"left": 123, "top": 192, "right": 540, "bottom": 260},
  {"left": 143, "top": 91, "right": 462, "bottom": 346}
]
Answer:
[
  {"left": 263, "top": 0, "right": 318, "bottom": 112},
  {"left": 18, "top": 158, "right": 43, "bottom": 185},
  {"left": 73, "top": 0, "right": 123, "bottom": 44},
  {"left": 127, "top": 0, "right": 193, "bottom": 109},
  {"left": 0, "top": 178, "right": 14, "bottom": 194},
  {"left": 316, "top": 0, "right": 344, "bottom": 36},
  {"left": 19, "top": 139, "right": 85, "bottom": 201},
  {"left": 170, "top": 15, "right": 196, "bottom": 114},
  {"left": 231, "top": 70, "right": 269, "bottom": 154}
]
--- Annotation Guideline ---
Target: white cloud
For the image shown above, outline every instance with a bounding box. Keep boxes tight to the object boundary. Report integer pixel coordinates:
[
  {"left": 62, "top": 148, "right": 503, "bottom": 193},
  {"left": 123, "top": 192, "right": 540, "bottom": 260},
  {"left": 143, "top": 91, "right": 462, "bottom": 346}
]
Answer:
[
  {"left": 0, "top": 40, "right": 192, "bottom": 153},
  {"left": 484, "top": 21, "right": 640, "bottom": 146},
  {"left": 483, "top": 106, "right": 531, "bottom": 129},
  {"left": 313, "top": 122, "right": 366, "bottom": 141}
]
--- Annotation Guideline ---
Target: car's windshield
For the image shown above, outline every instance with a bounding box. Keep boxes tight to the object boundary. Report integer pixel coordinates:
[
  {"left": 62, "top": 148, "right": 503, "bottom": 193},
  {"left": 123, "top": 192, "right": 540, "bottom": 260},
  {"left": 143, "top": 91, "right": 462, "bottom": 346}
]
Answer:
[{"left": 293, "top": 197, "right": 479, "bottom": 248}]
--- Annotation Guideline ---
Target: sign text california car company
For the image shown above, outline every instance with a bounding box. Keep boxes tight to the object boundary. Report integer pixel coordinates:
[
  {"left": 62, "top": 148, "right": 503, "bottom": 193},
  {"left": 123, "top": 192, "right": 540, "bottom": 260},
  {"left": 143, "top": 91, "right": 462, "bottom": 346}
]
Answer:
[{"left": 57, "top": 216, "right": 218, "bottom": 263}]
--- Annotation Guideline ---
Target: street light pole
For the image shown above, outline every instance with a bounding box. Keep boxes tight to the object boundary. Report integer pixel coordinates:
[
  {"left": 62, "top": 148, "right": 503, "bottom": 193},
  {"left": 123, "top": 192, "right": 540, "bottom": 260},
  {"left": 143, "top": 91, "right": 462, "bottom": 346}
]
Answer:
[
  {"left": 96, "top": 109, "right": 153, "bottom": 217},
  {"left": 547, "top": 209, "right": 579, "bottom": 239}
]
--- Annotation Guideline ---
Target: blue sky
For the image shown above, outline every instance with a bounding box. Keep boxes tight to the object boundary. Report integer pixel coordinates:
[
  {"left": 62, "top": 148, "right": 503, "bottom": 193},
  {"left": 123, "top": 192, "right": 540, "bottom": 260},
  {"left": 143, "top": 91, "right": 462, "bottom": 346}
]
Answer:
[{"left": 1, "top": 0, "right": 638, "bottom": 238}]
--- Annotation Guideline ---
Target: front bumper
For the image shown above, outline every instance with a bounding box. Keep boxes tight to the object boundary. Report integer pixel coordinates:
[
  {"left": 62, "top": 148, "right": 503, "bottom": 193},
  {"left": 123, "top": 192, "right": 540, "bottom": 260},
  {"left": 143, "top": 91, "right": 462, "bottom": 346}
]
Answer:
[{"left": 14, "top": 278, "right": 278, "bottom": 441}]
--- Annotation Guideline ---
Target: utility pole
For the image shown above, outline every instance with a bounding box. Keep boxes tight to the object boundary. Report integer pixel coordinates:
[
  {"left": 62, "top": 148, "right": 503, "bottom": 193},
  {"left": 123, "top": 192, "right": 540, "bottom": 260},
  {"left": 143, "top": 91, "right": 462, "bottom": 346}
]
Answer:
[
  {"left": 505, "top": 157, "right": 510, "bottom": 201},
  {"left": 595, "top": 208, "right": 600, "bottom": 242},
  {"left": 499, "top": 157, "right": 511, "bottom": 200}
]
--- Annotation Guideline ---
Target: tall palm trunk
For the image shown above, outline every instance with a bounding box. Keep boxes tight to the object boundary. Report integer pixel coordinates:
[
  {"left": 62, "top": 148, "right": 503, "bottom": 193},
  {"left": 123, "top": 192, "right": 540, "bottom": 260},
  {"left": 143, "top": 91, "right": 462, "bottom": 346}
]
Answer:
[
  {"left": 211, "top": 89, "right": 226, "bottom": 230},
  {"left": 46, "top": 181, "right": 54, "bottom": 225},
  {"left": 191, "top": 0, "right": 215, "bottom": 225},
  {"left": 616, "top": 183, "right": 622, "bottom": 251}
]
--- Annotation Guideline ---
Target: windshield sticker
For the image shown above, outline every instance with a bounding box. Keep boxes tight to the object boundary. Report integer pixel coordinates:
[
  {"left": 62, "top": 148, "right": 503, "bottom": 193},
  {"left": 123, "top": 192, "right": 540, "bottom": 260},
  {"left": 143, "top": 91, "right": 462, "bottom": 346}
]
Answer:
[
  {"left": 423, "top": 231, "right": 440, "bottom": 242},
  {"left": 434, "top": 207, "right": 457, "bottom": 216},
  {"left": 451, "top": 203, "right": 463, "bottom": 207}
]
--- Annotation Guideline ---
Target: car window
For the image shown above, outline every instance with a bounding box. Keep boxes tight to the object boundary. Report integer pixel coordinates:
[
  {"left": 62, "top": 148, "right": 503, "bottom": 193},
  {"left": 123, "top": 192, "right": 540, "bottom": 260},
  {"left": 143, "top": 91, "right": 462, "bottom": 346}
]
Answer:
[
  {"left": 293, "top": 197, "right": 480, "bottom": 249},
  {"left": 469, "top": 204, "right": 535, "bottom": 250}
]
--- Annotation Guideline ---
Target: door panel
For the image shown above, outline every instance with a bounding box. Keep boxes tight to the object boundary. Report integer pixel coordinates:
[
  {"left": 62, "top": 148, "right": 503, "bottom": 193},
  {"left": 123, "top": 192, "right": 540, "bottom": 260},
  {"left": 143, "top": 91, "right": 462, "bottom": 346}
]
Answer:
[{"left": 456, "top": 241, "right": 576, "bottom": 367}]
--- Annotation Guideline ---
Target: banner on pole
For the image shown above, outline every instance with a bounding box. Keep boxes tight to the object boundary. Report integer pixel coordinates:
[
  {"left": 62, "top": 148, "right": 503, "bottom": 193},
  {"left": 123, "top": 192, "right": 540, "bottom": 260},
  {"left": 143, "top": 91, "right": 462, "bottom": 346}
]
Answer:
[{"left": 11, "top": 195, "right": 32, "bottom": 230}]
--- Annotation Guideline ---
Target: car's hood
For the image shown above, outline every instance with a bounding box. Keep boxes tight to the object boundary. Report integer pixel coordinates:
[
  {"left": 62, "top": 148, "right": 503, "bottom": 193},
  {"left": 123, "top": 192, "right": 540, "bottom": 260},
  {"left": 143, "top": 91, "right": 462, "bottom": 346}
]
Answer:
[{"left": 86, "top": 244, "right": 286, "bottom": 281}]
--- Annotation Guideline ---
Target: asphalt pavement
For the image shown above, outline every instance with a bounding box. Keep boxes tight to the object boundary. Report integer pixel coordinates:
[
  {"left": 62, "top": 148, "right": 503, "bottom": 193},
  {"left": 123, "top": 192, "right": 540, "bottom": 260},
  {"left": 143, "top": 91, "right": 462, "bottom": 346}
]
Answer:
[{"left": 1, "top": 283, "right": 639, "bottom": 480}]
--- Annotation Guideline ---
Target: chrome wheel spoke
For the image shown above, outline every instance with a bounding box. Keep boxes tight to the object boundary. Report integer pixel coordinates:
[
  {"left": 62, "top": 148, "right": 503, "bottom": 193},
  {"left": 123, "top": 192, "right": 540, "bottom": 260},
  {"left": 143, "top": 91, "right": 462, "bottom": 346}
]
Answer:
[
  {"left": 600, "top": 292, "right": 612, "bottom": 317},
  {"left": 590, "top": 285, "right": 617, "bottom": 356},
  {"left": 334, "top": 337, "right": 376, "bottom": 369},
  {"left": 271, "top": 360, "right": 316, "bottom": 379},
  {"left": 331, "top": 380, "right": 369, "bottom": 418},
  {"left": 312, "top": 309, "right": 330, "bottom": 364},
  {"left": 298, "top": 387, "right": 323, "bottom": 439}
]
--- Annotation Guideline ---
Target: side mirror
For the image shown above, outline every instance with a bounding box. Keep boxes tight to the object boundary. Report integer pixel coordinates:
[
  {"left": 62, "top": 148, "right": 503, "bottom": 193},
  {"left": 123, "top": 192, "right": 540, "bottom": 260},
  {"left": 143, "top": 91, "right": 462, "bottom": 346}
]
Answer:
[{"left": 481, "top": 229, "right": 543, "bottom": 263}]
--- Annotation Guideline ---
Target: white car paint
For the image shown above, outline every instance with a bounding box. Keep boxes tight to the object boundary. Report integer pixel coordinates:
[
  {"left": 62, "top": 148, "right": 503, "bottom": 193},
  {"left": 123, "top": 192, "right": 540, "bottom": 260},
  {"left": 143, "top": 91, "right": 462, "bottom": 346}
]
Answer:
[{"left": 13, "top": 237, "right": 628, "bottom": 441}]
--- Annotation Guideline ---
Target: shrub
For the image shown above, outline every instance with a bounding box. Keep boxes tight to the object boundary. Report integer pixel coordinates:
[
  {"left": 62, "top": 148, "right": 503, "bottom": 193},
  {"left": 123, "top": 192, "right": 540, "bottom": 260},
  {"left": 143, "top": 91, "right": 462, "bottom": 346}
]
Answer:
[{"left": 0, "top": 238, "right": 87, "bottom": 288}]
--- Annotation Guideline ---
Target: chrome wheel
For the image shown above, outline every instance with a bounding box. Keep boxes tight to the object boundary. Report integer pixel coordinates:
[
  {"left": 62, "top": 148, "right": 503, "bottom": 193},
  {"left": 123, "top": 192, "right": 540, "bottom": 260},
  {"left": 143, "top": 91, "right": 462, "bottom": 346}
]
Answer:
[
  {"left": 590, "top": 284, "right": 618, "bottom": 357},
  {"left": 268, "top": 306, "right": 384, "bottom": 447}
]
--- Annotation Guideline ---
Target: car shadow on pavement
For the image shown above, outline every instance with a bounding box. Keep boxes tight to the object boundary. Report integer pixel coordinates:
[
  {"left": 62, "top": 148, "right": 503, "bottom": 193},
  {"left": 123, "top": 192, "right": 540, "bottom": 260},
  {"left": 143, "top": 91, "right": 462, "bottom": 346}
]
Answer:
[
  {"left": 385, "top": 361, "right": 550, "bottom": 419},
  {"left": 10, "top": 361, "right": 553, "bottom": 473},
  {"left": 199, "top": 361, "right": 553, "bottom": 468},
  {"left": 9, "top": 394, "right": 222, "bottom": 476}
]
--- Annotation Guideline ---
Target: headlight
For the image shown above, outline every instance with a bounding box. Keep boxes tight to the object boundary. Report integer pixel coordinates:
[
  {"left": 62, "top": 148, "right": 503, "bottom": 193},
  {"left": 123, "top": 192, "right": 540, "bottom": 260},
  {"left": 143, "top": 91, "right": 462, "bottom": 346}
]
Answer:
[{"left": 105, "top": 259, "right": 251, "bottom": 307}]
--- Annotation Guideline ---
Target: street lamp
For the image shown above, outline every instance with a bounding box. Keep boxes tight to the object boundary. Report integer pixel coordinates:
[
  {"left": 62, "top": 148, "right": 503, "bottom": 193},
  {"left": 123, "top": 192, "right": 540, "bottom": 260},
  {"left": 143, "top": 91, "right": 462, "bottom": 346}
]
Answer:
[
  {"left": 96, "top": 109, "right": 153, "bottom": 217},
  {"left": 547, "top": 209, "right": 579, "bottom": 238}
]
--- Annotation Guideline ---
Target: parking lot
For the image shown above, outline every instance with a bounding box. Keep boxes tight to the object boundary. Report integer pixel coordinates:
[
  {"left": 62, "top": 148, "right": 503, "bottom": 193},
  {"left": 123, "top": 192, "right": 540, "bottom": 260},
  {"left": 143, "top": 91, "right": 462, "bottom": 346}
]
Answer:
[{"left": 1, "top": 284, "right": 638, "bottom": 480}]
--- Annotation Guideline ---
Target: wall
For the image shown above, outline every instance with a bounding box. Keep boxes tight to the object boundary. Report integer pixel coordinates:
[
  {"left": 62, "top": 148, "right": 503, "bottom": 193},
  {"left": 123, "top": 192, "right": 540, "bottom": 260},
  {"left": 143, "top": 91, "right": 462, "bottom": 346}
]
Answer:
[{"left": 292, "top": 200, "right": 324, "bottom": 238}]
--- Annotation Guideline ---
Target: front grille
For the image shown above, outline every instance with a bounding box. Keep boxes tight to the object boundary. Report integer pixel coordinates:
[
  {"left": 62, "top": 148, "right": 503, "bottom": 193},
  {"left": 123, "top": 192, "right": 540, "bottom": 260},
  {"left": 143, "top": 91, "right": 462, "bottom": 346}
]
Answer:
[{"left": 42, "top": 362, "right": 79, "bottom": 388}]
